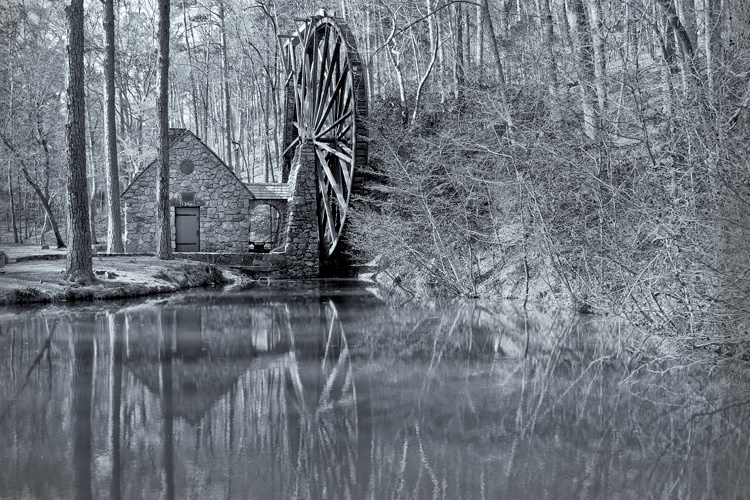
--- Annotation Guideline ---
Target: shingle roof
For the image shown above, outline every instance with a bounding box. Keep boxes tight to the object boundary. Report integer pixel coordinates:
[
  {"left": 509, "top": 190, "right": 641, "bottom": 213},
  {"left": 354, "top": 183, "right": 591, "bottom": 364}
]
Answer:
[{"left": 245, "top": 183, "right": 289, "bottom": 200}]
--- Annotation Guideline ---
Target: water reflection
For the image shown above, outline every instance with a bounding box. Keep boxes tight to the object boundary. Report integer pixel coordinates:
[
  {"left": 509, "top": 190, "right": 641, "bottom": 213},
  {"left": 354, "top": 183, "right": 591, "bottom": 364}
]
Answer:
[
  {"left": 0, "top": 289, "right": 749, "bottom": 498},
  {"left": 74, "top": 324, "right": 93, "bottom": 500}
]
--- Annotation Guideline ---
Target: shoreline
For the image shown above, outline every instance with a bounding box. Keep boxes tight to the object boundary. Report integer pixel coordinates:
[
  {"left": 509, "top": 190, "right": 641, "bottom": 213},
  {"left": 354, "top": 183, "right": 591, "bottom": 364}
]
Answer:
[{"left": 0, "top": 245, "right": 255, "bottom": 306}]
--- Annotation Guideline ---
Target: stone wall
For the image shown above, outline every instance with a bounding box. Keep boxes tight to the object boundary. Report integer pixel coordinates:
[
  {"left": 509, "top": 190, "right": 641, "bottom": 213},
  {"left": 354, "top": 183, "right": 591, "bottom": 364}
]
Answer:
[
  {"left": 121, "top": 130, "right": 252, "bottom": 253},
  {"left": 277, "top": 141, "right": 320, "bottom": 278}
]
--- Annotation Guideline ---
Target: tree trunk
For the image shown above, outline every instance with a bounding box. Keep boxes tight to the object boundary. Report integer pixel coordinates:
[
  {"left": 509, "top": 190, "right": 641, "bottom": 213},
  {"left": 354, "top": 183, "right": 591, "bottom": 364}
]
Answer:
[
  {"left": 202, "top": 21, "right": 210, "bottom": 140},
  {"left": 156, "top": 0, "right": 173, "bottom": 260},
  {"left": 675, "top": 0, "right": 697, "bottom": 96},
  {"left": 181, "top": 0, "right": 200, "bottom": 132},
  {"left": 655, "top": 12, "right": 677, "bottom": 124},
  {"left": 539, "top": 0, "right": 560, "bottom": 118},
  {"left": 384, "top": 16, "right": 409, "bottom": 127},
  {"left": 269, "top": 47, "right": 281, "bottom": 182},
  {"left": 480, "top": 0, "right": 513, "bottom": 127},
  {"left": 566, "top": 0, "right": 598, "bottom": 139},
  {"left": 655, "top": 0, "right": 695, "bottom": 60},
  {"left": 675, "top": 0, "right": 698, "bottom": 49},
  {"left": 703, "top": 0, "right": 720, "bottom": 107},
  {"left": 464, "top": 7, "right": 472, "bottom": 72},
  {"left": 104, "top": 0, "right": 124, "bottom": 253},
  {"left": 587, "top": 0, "right": 607, "bottom": 123},
  {"left": 412, "top": 34, "right": 440, "bottom": 124},
  {"left": 1, "top": 131, "right": 67, "bottom": 247},
  {"left": 219, "top": 0, "right": 233, "bottom": 170},
  {"left": 21, "top": 168, "right": 66, "bottom": 248},
  {"left": 65, "top": 0, "right": 94, "bottom": 284},
  {"left": 83, "top": 103, "right": 98, "bottom": 246},
  {"left": 40, "top": 213, "right": 49, "bottom": 247},
  {"left": 5, "top": 55, "right": 19, "bottom": 243},
  {"left": 89, "top": 168, "right": 98, "bottom": 245},
  {"left": 435, "top": 5, "right": 447, "bottom": 103},
  {"left": 8, "top": 161, "right": 20, "bottom": 243},
  {"left": 413, "top": 0, "right": 441, "bottom": 124},
  {"left": 453, "top": 2, "right": 466, "bottom": 103},
  {"left": 476, "top": 3, "right": 484, "bottom": 77}
]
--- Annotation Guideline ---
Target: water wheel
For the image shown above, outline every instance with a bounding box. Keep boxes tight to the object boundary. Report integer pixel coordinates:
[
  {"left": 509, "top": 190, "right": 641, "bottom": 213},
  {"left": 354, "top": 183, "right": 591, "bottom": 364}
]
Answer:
[{"left": 281, "top": 11, "right": 368, "bottom": 258}]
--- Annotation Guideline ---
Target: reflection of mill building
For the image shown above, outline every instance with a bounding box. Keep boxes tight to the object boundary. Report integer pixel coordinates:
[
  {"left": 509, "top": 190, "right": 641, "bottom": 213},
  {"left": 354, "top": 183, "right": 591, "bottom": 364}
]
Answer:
[
  {"left": 123, "top": 305, "right": 291, "bottom": 424},
  {"left": 113, "top": 298, "right": 363, "bottom": 498},
  {"left": 121, "top": 129, "right": 286, "bottom": 254}
]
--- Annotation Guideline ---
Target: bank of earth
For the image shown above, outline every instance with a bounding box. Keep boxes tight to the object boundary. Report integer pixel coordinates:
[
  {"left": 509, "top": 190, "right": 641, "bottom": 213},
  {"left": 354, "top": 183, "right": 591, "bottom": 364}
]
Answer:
[{"left": 0, "top": 244, "right": 252, "bottom": 306}]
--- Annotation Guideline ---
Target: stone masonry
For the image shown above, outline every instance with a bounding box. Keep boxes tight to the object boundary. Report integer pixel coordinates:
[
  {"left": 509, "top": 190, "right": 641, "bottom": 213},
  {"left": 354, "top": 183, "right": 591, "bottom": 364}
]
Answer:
[
  {"left": 120, "top": 129, "right": 323, "bottom": 279},
  {"left": 121, "top": 129, "right": 252, "bottom": 253},
  {"left": 278, "top": 141, "right": 320, "bottom": 278}
]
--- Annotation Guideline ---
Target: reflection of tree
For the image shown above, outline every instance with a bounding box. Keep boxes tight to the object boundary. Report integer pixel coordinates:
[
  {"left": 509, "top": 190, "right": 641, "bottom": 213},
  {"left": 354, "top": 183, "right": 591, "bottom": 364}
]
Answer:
[
  {"left": 0, "top": 318, "right": 57, "bottom": 422},
  {"left": 73, "top": 323, "right": 93, "bottom": 500},
  {"left": 4, "top": 298, "right": 750, "bottom": 498},
  {"left": 108, "top": 312, "right": 123, "bottom": 500},
  {"left": 159, "top": 309, "right": 176, "bottom": 500}
]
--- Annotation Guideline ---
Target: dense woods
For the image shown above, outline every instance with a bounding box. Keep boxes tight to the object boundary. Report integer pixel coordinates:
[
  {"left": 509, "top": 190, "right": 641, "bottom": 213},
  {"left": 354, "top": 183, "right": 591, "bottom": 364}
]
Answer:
[{"left": 1, "top": 0, "right": 750, "bottom": 341}]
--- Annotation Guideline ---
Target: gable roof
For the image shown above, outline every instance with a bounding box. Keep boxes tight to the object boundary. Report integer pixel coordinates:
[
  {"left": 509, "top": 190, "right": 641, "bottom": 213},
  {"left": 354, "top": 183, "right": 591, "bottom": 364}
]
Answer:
[
  {"left": 125, "top": 357, "right": 257, "bottom": 425},
  {"left": 120, "top": 128, "right": 253, "bottom": 198}
]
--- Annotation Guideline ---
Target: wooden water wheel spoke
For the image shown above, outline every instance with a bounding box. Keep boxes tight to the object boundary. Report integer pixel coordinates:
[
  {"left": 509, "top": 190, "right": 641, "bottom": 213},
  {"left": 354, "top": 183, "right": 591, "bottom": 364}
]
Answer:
[
  {"left": 338, "top": 143, "right": 353, "bottom": 158},
  {"left": 282, "top": 136, "right": 301, "bottom": 157},
  {"left": 282, "top": 11, "right": 368, "bottom": 258},
  {"left": 315, "top": 70, "right": 349, "bottom": 134},
  {"left": 315, "top": 149, "right": 349, "bottom": 208},
  {"left": 338, "top": 89, "right": 352, "bottom": 125},
  {"left": 316, "top": 109, "right": 351, "bottom": 137},
  {"left": 309, "top": 29, "right": 320, "bottom": 113},
  {"left": 314, "top": 61, "right": 341, "bottom": 133},
  {"left": 337, "top": 123, "right": 352, "bottom": 139},
  {"left": 319, "top": 89, "right": 351, "bottom": 137},
  {"left": 313, "top": 34, "right": 332, "bottom": 116},
  {"left": 318, "top": 181, "right": 337, "bottom": 242},
  {"left": 313, "top": 140, "right": 353, "bottom": 166}
]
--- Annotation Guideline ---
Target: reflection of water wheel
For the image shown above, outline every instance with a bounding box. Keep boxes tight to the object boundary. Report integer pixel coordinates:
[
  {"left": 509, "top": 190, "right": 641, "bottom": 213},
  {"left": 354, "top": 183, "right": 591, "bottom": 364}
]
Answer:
[
  {"left": 283, "top": 298, "right": 360, "bottom": 494},
  {"left": 285, "top": 299, "right": 353, "bottom": 403},
  {"left": 281, "top": 11, "right": 368, "bottom": 258}
]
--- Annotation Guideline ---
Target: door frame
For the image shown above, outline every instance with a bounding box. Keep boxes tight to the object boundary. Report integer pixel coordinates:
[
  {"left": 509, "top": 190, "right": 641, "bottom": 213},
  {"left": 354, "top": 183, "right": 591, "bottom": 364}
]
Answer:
[{"left": 174, "top": 206, "right": 200, "bottom": 252}]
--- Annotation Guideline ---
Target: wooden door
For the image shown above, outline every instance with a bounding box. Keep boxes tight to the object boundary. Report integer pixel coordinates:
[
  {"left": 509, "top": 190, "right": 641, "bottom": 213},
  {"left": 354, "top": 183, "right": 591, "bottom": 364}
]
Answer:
[{"left": 175, "top": 207, "right": 200, "bottom": 252}]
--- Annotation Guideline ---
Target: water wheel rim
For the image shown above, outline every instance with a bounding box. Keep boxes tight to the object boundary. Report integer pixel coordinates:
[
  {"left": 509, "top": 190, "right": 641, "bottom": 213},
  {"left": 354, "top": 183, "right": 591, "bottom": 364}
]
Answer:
[{"left": 282, "top": 15, "right": 367, "bottom": 259}]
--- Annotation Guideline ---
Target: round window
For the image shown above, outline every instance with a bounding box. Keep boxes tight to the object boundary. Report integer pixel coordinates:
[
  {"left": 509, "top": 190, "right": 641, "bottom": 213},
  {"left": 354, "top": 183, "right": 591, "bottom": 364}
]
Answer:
[{"left": 179, "top": 159, "right": 194, "bottom": 174}]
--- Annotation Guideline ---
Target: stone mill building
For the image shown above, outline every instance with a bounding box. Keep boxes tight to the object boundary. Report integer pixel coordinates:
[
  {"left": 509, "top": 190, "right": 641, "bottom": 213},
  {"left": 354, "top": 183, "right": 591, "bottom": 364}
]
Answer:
[{"left": 121, "top": 128, "right": 287, "bottom": 254}]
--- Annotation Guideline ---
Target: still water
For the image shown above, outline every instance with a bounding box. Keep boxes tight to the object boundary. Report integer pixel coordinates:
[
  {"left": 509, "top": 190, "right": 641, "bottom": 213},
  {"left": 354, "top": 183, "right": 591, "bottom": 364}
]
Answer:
[{"left": 0, "top": 282, "right": 748, "bottom": 499}]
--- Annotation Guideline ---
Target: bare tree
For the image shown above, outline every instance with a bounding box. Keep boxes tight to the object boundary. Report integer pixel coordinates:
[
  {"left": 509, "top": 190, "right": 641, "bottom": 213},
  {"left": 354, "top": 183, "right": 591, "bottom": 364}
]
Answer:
[
  {"left": 480, "top": 0, "right": 512, "bottom": 127},
  {"left": 565, "top": 0, "right": 598, "bottom": 139}
]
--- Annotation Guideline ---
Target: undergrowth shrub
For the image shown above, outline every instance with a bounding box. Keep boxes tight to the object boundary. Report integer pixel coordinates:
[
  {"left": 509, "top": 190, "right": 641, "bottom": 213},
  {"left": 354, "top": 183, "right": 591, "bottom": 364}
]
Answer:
[{"left": 350, "top": 78, "right": 750, "bottom": 343}]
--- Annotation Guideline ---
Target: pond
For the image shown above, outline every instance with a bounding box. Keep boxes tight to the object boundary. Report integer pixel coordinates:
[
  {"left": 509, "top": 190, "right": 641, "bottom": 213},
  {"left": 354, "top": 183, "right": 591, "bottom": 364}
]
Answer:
[{"left": 0, "top": 282, "right": 748, "bottom": 499}]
